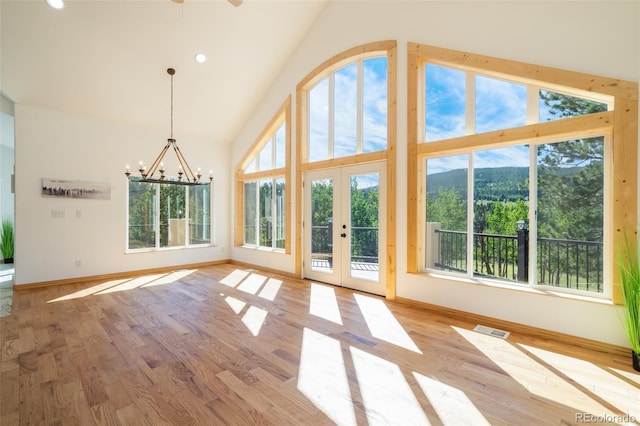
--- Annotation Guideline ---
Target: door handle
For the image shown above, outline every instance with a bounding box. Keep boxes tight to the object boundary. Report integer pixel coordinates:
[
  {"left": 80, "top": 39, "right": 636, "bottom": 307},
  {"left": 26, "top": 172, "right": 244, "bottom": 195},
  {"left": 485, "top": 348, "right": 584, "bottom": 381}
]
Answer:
[{"left": 341, "top": 233, "right": 347, "bottom": 238}]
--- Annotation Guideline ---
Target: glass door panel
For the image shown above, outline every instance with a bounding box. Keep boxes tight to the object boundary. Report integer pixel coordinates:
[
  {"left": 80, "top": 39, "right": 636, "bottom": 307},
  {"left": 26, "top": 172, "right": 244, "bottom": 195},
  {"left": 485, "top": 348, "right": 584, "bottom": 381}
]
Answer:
[
  {"left": 310, "top": 177, "right": 335, "bottom": 275},
  {"left": 303, "top": 162, "right": 386, "bottom": 296},
  {"left": 347, "top": 173, "right": 380, "bottom": 283}
]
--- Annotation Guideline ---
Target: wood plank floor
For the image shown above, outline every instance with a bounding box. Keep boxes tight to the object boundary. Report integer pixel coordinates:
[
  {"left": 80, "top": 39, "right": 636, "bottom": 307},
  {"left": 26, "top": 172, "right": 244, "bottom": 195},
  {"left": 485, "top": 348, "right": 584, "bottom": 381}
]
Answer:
[{"left": 1, "top": 263, "right": 639, "bottom": 425}]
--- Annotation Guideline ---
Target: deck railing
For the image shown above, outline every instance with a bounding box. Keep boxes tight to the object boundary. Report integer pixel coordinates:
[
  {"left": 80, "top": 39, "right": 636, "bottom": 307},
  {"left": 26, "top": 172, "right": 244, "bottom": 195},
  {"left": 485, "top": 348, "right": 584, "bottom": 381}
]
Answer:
[
  {"left": 431, "top": 227, "right": 603, "bottom": 292},
  {"left": 311, "top": 223, "right": 379, "bottom": 266}
]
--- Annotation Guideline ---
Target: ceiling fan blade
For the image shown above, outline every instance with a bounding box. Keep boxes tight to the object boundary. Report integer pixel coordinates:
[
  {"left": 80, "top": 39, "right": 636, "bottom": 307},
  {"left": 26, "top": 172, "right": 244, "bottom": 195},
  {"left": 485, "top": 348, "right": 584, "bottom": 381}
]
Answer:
[
  {"left": 171, "top": 0, "right": 184, "bottom": 3},
  {"left": 228, "top": 0, "right": 243, "bottom": 7}
]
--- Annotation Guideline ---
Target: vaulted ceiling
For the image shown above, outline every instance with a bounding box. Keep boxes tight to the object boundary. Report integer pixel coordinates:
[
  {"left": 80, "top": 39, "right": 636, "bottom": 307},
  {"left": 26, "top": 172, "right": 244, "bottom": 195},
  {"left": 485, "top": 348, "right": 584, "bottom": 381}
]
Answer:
[{"left": 0, "top": 0, "right": 327, "bottom": 144}]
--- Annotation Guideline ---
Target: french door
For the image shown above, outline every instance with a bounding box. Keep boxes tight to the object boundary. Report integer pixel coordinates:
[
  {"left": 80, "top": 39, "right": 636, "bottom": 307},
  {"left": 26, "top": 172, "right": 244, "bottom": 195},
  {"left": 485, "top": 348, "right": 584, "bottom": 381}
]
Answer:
[{"left": 303, "top": 162, "right": 386, "bottom": 296}]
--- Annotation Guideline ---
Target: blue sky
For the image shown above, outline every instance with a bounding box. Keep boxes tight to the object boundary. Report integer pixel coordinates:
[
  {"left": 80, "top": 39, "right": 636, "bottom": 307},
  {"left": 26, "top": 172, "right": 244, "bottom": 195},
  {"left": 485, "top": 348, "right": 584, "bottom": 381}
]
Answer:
[
  {"left": 425, "top": 64, "right": 529, "bottom": 141},
  {"left": 423, "top": 64, "right": 605, "bottom": 176},
  {"left": 307, "top": 58, "right": 601, "bottom": 171},
  {"left": 309, "top": 57, "right": 387, "bottom": 162}
]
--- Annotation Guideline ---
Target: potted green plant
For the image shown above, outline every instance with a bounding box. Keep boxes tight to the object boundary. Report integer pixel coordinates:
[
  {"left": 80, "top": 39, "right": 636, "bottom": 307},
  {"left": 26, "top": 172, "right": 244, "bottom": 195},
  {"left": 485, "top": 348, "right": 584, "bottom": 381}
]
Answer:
[
  {"left": 0, "top": 219, "right": 13, "bottom": 264},
  {"left": 618, "top": 233, "right": 640, "bottom": 371}
]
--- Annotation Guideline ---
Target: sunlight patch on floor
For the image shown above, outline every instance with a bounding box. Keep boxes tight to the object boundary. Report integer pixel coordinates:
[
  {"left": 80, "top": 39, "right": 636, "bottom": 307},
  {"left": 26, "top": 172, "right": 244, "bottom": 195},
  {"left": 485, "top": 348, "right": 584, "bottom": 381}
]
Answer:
[
  {"left": 219, "top": 271, "right": 277, "bottom": 338},
  {"left": 47, "top": 270, "right": 198, "bottom": 303},
  {"left": 242, "top": 306, "right": 268, "bottom": 336},
  {"left": 309, "top": 283, "right": 343, "bottom": 325},
  {"left": 47, "top": 279, "right": 131, "bottom": 302},
  {"left": 353, "top": 293, "right": 421, "bottom": 353},
  {"left": 297, "top": 327, "right": 357, "bottom": 426},
  {"left": 453, "top": 326, "right": 625, "bottom": 419},
  {"left": 413, "top": 371, "right": 490, "bottom": 425},
  {"left": 95, "top": 274, "right": 167, "bottom": 294},
  {"left": 237, "top": 273, "right": 267, "bottom": 295},
  {"left": 141, "top": 269, "right": 196, "bottom": 287},
  {"left": 350, "top": 346, "right": 430, "bottom": 425},
  {"left": 258, "top": 278, "right": 282, "bottom": 301},
  {"left": 220, "top": 269, "right": 250, "bottom": 287},
  {"left": 519, "top": 343, "right": 640, "bottom": 419},
  {"left": 609, "top": 367, "right": 640, "bottom": 387},
  {"left": 224, "top": 296, "right": 246, "bottom": 314}
]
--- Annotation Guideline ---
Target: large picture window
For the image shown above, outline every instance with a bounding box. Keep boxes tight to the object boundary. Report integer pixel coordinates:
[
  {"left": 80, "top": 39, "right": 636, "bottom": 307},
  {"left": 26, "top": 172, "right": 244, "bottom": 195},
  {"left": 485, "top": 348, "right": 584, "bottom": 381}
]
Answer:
[
  {"left": 235, "top": 97, "right": 290, "bottom": 252},
  {"left": 409, "top": 43, "right": 637, "bottom": 301},
  {"left": 127, "top": 180, "right": 211, "bottom": 250},
  {"left": 426, "top": 137, "right": 605, "bottom": 293}
]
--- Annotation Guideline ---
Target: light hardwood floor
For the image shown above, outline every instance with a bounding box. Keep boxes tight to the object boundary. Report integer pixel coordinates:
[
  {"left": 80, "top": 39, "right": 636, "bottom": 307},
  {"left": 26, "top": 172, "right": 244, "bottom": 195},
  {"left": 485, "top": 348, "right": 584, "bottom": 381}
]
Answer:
[{"left": 1, "top": 263, "right": 638, "bottom": 425}]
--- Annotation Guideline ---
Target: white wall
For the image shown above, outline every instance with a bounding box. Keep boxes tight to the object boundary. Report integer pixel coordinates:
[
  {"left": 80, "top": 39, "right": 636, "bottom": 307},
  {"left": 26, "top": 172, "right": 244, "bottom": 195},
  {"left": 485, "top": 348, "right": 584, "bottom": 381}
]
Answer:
[
  {"left": 231, "top": 1, "right": 639, "bottom": 347},
  {"left": 14, "top": 104, "right": 230, "bottom": 285}
]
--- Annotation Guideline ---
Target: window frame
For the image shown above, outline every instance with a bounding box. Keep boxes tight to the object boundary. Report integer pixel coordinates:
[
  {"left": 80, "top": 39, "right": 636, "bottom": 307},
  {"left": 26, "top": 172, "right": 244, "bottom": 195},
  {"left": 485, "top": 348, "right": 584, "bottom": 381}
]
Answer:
[
  {"left": 407, "top": 42, "right": 638, "bottom": 303},
  {"left": 423, "top": 132, "right": 612, "bottom": 298},
  {"left": 234, "top": 97, "right": 291, "bottom": 253},
  {"left": 126, "top": 179, "right": 213, "bottom": 252},
  {"left": 296, "top": 41, "right": 397, "bottom": 298}
]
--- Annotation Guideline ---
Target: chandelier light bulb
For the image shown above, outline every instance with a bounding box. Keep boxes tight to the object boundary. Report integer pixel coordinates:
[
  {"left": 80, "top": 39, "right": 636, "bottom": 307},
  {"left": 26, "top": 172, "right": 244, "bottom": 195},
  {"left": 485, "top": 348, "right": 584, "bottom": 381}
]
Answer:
[{"left": 125, "top": 68, "right": 211, "bottom": 186}]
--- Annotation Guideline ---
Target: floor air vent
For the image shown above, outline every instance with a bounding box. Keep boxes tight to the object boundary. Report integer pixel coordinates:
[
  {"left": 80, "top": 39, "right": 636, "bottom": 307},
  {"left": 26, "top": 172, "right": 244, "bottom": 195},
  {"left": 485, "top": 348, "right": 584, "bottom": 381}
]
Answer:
[{"left": 473, "top": 325, "right": 510, "bottom": 339}]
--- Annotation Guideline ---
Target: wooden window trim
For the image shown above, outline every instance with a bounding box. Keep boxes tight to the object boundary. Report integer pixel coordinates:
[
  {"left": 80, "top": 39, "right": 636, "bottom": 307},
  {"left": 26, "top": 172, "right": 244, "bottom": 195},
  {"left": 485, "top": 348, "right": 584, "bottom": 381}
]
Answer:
[
  {"left": 235, "top": 96, "right": 291, "bottom": 253},
  {"left": 296, "top": 41, "right": 397, "bottom": 299},
  {"left": 407, "top": 42, "right": 638, "bottom": 304}
]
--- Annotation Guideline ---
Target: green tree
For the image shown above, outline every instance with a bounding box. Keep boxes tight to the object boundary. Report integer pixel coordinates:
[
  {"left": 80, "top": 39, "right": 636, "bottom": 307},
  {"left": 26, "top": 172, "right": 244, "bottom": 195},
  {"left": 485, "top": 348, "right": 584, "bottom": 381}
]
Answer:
[
  {"left": 310, "top": 181, "right": 333, "bottom": 255},
  {"left": 538, "top": 90, "right": 605, "bottom": 241},
  {"left": 540, "top": 90, "right": 607, "bottom": 119},
  {"left": 128, "top": 181, "right": 156, "bottom": 248},
  {"left": 486, "top": 200, "right": 528, "bottom": 235},
  {"left": 427, "top": 187, "right": 466, "bottom": 231},
  {"left": 350, "top": 179, "right": 379, "bottom": 262}
]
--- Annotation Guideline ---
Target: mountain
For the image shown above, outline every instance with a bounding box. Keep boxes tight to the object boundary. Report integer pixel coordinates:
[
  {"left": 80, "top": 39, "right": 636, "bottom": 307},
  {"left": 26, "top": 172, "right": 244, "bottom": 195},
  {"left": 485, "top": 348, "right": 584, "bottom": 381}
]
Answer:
[{"left": 427, "top": 167, "right": 529, "bottom": 202}]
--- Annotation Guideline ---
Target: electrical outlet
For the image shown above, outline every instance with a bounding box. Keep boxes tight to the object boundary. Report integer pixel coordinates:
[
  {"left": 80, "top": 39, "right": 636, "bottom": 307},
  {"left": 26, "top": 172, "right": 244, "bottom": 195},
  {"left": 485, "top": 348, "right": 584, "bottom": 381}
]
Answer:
[
  {"left": 51, "top": 209, "right": 65, "bottom": 219},
  {"left": 75, "top": 260, "right": 81, "bottom": 267}
]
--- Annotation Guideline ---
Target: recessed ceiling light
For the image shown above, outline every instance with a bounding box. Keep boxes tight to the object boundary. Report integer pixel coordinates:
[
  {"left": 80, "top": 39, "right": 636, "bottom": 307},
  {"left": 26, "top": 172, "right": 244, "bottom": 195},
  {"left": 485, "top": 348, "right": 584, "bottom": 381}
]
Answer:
[
  {"left": 46, "top": 0, "right": 64, "bottom": 9},
  {"left": 195, "top": 53, "right": 207, "bottom": 64}
]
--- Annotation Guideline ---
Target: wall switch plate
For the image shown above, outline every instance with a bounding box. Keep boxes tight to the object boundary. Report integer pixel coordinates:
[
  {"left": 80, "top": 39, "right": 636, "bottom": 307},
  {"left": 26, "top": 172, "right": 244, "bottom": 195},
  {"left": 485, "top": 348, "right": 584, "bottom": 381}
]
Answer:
[{"left": 51, "top": 209, "right": 65, "bottom": 219}]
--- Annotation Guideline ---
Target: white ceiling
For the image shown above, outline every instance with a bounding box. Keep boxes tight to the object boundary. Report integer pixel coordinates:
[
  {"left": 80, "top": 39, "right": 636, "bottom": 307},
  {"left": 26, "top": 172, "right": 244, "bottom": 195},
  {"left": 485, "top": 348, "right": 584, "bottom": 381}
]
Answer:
[{"left": 0, "top": 0, "right": 327, "bottom": 144}]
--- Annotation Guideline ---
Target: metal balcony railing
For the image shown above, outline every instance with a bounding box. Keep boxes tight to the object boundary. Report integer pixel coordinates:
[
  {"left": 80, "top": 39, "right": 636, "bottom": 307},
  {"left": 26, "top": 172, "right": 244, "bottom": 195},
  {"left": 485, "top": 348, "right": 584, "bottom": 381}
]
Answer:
[
  {"left": 432, "top": 228, "right": 603, "bottom": 292},
  {"left": 310, "top": 224, "right": 379, "bottom": 268}
]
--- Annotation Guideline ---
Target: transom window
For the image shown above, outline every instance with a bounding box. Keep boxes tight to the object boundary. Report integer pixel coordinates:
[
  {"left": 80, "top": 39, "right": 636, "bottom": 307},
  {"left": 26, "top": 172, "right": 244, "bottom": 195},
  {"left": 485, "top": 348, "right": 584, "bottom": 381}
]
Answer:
[
  {"left": 244, "top": 121, "right": 286, "bottom": 173},
  {"left": 235, "top": 98, "right": 291, "bottom": 252},
  {"left": 424, "top": 63, "right": 611, "bottom": 142},
  {"left": 307, "top": 56, "right": 388, "bottom": 162},
  {"left": 408, "top": 43, "right": 637, "bottom": 302}
]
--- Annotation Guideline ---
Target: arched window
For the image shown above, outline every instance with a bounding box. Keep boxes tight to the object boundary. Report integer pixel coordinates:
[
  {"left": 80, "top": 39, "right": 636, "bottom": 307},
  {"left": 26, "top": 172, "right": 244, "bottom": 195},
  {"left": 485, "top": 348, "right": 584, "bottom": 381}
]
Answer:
[
  {"left": 296, "top": 41, "right": 397, "bottom": 297},
  {"left": 235, "top": 97, "right": 291, "bottom": 251},
  {"left": 306, "top": 56, "right": 388, "bottom": 162}
]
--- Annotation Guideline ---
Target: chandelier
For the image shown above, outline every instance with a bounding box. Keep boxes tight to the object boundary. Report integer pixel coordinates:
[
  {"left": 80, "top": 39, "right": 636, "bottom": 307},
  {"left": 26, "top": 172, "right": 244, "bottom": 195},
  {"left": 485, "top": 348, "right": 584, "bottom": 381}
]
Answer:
[{"left": 125, "top": 68, "right": 212, "bottom": 186}]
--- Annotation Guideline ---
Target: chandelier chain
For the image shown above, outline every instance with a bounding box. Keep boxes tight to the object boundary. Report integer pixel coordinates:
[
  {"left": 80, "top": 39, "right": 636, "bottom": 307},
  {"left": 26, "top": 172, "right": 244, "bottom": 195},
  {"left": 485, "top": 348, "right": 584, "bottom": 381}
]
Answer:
[{"left": 124, "top": 67, "right": 212, "bottom": 186}]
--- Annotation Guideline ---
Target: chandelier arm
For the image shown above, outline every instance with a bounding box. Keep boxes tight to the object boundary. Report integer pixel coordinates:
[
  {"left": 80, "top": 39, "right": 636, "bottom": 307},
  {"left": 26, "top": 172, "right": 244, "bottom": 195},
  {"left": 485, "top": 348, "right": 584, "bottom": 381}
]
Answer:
[
  {"left": 146, "top": 141, "right": 171, "bottom": 179},
  {"left": 173, "top": 144, "right": 199, "bottom": 182},
  {"left": 125, "top": 67, "right": 210, "bottom": 187}
]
